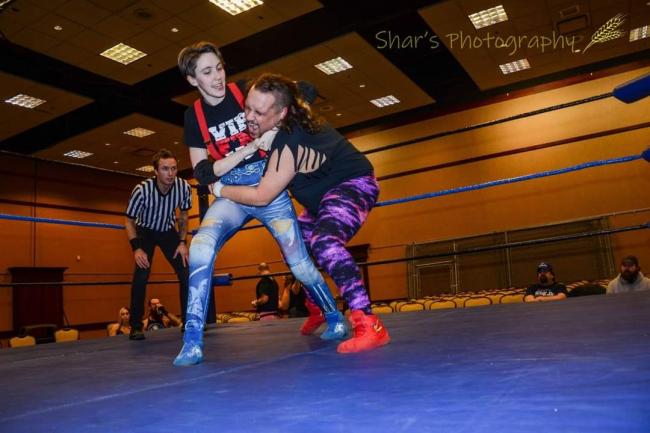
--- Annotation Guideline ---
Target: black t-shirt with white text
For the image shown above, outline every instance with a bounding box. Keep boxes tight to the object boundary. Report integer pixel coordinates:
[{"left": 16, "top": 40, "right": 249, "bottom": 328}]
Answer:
[
  {"left": 183, "top": 81, "right": 263, "bottom": 167},
  {"left": 526, "top": 282, "right": 568, "bottom": 297}
]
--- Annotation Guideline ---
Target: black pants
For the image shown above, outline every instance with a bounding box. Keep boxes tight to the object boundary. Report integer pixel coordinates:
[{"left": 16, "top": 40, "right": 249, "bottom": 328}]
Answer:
[{"left": 129, "top": 227, "right": 215, "bottom": 329}]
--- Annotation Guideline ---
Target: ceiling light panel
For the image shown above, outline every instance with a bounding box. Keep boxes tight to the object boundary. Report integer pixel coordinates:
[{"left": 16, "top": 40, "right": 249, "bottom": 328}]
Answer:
[
  {"left": 370, "top": 95, "right": 400, "bottom": 107},
  {"left": 315, "top": 57, "right": 353, "bottom": 75},
  {"left": 5, "top": 94, "right": 46, "bottom": 109},
  {"left": 64, "top": 150, "right": 93, "bottom": 159},
  {"left": 100, "top": 43, "right": 147, "bottom": 65},
  {"left": 123, "top": 127, "right": 156, "bottom": 138},
  {"left": 629, "top": 25, "right": 649, "bottom": 42},
  {"left": 209, "top": 0, "right": 263, "bottom": 16},
  {"left": 469, "top": 5, "right": 508, "bottom": 30},
  {"left": 499, "top": 58, "right": 531, "bottom": 74}
]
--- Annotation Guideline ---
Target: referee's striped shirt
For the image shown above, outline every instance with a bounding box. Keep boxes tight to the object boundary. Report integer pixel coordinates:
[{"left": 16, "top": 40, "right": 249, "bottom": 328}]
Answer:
[{"left": 125, "top": 177, "right": 192, "bottom": 232}]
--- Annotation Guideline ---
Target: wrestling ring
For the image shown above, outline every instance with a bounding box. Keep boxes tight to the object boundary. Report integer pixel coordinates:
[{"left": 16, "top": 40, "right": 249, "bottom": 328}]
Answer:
[{"left": 0, "top": 73, "right": 649, "bottom": 433}]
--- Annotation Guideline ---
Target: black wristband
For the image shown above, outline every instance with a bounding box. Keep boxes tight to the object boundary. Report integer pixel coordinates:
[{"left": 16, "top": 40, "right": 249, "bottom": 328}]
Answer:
[
  {"left": 129, "top": 238, "right": 141, "bottom": 251},
  {"left": 193, "top": 159, "right": 219, "bottom": 185}
]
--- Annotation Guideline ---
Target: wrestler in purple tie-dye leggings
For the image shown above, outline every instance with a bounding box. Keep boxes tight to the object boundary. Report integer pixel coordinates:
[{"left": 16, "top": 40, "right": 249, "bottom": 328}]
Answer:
[{"left": 298, "top": 174, "right": 379, "bottom": 314}]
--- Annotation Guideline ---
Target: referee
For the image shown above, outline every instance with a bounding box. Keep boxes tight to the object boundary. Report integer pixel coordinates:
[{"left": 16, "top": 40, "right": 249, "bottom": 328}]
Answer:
[{"left": 125, "top": 149, "right": 192, "bottom": 340}]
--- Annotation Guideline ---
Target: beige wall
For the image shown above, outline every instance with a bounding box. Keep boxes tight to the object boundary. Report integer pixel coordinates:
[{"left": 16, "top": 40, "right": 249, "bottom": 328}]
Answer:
[
  {"left": 352, "top": 66, "right": 650, "bottom": 300},
  {"left": 1, "top": 66, "right": 649, "bottom": 334}
]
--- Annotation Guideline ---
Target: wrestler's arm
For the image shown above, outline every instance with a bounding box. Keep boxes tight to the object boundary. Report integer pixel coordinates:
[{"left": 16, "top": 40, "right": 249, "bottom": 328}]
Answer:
[
  {"left": 220, "top": 147, "right": 296, "bottom": 206},
  {"left": 537, "top": 292, "right": 567, "bottom": 302},
  {"left": 189, "top": 145, "right": 257, "bottom": 178}
]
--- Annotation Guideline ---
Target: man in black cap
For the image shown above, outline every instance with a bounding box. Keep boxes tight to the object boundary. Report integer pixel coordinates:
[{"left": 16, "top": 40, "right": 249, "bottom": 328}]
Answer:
[
  {"left": 607, "top": 256, "right": 650, "bottom": 294},
  {"left": 524, "top": 262, "right": 568, "bottom": 302}
]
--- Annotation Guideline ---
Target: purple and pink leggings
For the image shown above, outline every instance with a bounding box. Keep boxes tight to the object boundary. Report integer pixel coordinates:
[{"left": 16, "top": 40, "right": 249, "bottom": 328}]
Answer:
[{"left": 298, "top": 175, "right": 379, "bottom": 314}]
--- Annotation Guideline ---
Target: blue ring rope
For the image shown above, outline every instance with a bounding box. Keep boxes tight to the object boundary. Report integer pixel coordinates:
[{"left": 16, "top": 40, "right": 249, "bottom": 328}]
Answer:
[
  {"left": 0, "top": 214, "right": 124, "bottom": 229},
  {"left": 376, "top": 154, "right": 643, "bottom": 207},
  {"left": 0, "top": 153, "right": 645, "bottom": 227}
]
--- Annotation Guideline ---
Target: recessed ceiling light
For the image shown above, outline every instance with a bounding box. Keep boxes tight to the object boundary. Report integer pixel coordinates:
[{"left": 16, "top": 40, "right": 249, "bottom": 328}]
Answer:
[
  {"left": 123, "top": 127, "right": 155, "bottom": 138},
  {"left": 105, "top": 143, "right": 111, "bottom": 146},
  {"left": 100, "top": 43, "right": 147, "bottom": 65},
  {"left": 4, "top": 94, "right": 46, "bottom": 109},
  {"left": 359, "top": 84, "right": 366, "bottom": 88},
  {"left": 64, "top": 150, "right": 93, "bottom": 159},
  {"left": 136, "top": 165, "right": 155, "bottom": 172},
  {"left": 499, "top": 58, "right": 530, "bottom": 74},
  {"left": 370, "top": 95, "right": 400, "bottom": 107},
  {"left": 469, "top": 5, "right": 508, "bottom": 29},
  {"left": 209, "top": 0, "right": 263, "bottom": 16},
  {"left": 113, "top": 161, "right": 119, "bottom": 164},
  {"left": 629, "top": 25, "right": 649, "bottom": 42},
  {"left": 315, "top": 57, "right": 353, "bottom": 75},
  {"left": 171, "top": 27, "right": 179, "bottom": 33},
  {"left": 53, "top": 25, "right": 63, "bottom": 31}
]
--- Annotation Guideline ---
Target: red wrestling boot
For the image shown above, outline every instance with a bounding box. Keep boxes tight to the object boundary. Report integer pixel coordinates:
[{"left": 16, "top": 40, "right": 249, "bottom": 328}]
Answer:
[
  {"left": 337, "top": 310, "right": 390, "bottom": 353},
  {"left": 300, "top": 299, "right": 325, "bottom": 335}
]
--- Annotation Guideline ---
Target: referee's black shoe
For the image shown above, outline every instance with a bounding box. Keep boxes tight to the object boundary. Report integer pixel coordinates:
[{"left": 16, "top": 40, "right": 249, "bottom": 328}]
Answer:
[{"left": 129, "top": 327, "right": 145, "bottom": 340}]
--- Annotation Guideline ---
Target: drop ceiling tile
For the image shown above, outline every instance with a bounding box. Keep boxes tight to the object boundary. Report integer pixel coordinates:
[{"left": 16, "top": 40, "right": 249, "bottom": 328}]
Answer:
[
  {"left": 69, "top": 28, "right": 116, "bottom": 54},
  {"left": 0, "top": 1, "right": 49, "bottom": 26},
  {"left": 118, "top": 0, "right": 174, "bottom": 27},
  {"left": 10, "top": 28, "right": 62, "bottom": 53},
  {"left": 47, "top": 43, "right": 96, "bottom": 67},
  {"left": 78, "top": 56, "right": 125, "bottom": 79},
  {"left": 205, "top": 20, "right": 256, "bottom": 47},
  {"left": 94, "top": 14, "right": 143, "bottom": 40},
  {"left": 31, "top": 13, "right": 87, "bottom": 41},
  {"left": 512, "top": 12, "right": 553, "bottom": 34},
  {"left": 125, "top": 29, "right": 173, "bottom": 54},
  {"left": 56, "top": 0, "right": 112, "bottom": 26},
  {"left": 86, "top": 0, "right": 141, "bottom": 13},
  {"left": 0, "top": 15, "right": 25, "bottom": 37},
  {"left": 236, "top": 3, "right": 284, "bottom": 30},
  {"left": 151, "top": 0, "right": 204, "bottom": 15},
  {"left": 149, "top": 16, "right": 202, "bottom": 42},
  {"left": 177, "top": 2, "right": 232, "bottom": 30},
  {"left": 24, "top": 0, "right": 69, "bottom": 11},
  {"left": 266, "top": 0, "right": 322, "bottom": 18}
]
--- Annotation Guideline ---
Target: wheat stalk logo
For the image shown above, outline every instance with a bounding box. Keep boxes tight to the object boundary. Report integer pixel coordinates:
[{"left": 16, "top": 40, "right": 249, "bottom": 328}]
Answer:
[{"left": 583, "top": 13, "right": 627, "bottom": 53}]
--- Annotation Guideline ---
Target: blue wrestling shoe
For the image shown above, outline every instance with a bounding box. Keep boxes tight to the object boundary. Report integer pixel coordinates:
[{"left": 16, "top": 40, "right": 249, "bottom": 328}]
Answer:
[
  {"left": 320, "top": 311, "right": 350, "bottom": 340},
  {"left": 173, "top": 331, "right": 204, "bottom": 367}
]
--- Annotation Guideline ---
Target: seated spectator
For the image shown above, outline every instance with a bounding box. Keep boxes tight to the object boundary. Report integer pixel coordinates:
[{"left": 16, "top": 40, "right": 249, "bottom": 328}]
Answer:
[
  {"left": 279, "top": 274, "right": 309, "bottom": 318},
  {"left": 143, "top": 298, "right": 182, "bottom": 331},
  {"left": 524, "top": 262, "right": 568, "bottom": 303},
  {"left": 607, "top": 256, "right": 650, "bottom": 294},
  {"left": 108, "top": 307, "right": 132, "bottom": 336},
  {"left": 252, "top": 263, "right": 279, "bottom": 320}
]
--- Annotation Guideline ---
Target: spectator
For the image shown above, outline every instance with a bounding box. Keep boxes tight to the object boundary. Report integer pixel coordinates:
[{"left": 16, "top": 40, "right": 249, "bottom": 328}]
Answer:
[
  {"left": 143, "top": 298, "right": 182, "bottom": 331},
  {"left": 252, "top": 263, "right": 279, "bottom": 320},
  {"left": 524, "top": 262, "right": 568, "bottom": 303},
  {"left": 279, "top": 274, "right": 309, "bottom": 318},
  {"left": 107, "top": 307, "right": 132, "bottom": 336},
  {"left": 607, "top": 256, "right": 650, "bottom": 294}
]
